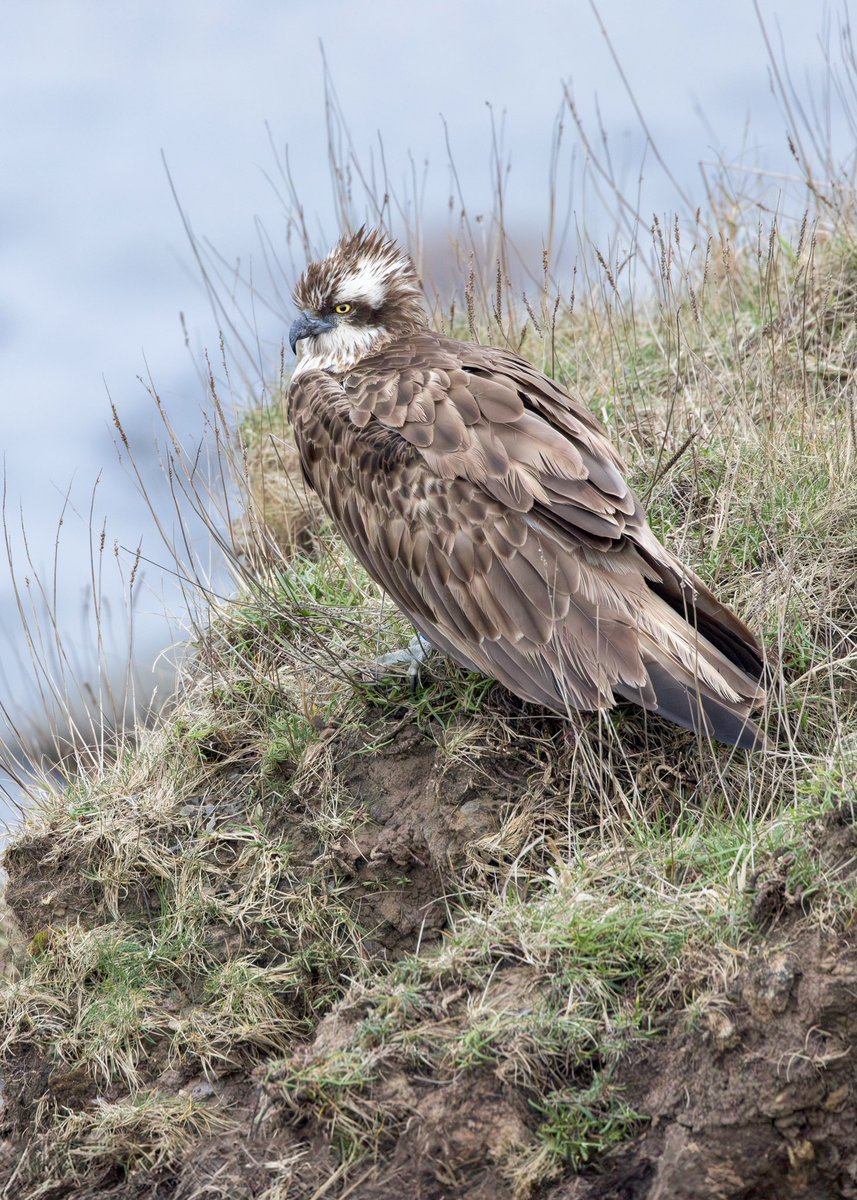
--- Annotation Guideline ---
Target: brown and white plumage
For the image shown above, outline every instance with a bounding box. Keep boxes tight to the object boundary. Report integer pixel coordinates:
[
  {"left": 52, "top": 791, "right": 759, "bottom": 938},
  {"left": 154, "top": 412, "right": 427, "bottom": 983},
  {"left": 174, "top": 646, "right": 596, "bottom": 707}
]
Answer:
[{"left": 287, "top": 229, "right": 767, "bottom": 749}]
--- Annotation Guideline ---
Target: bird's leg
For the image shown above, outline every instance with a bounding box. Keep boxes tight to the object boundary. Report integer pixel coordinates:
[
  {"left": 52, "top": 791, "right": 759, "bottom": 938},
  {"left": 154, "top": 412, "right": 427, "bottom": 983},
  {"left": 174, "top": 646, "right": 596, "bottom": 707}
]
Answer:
[{"left": 370, "top": 633, "right": 435, "bottom": 691}]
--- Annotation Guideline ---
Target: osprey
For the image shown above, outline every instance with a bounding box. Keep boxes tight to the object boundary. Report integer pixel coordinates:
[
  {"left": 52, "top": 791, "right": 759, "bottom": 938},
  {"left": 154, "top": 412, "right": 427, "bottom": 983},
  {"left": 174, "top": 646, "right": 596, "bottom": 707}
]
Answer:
[{"left": 287, "top": 229, "right": 767, "bottom": 749}]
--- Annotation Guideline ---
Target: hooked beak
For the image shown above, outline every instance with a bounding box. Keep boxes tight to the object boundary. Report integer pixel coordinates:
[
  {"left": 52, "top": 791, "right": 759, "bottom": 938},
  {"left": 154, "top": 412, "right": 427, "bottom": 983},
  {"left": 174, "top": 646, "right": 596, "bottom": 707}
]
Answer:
[{"left": 289, "top": 310, "right": 335, "bottom": 355}]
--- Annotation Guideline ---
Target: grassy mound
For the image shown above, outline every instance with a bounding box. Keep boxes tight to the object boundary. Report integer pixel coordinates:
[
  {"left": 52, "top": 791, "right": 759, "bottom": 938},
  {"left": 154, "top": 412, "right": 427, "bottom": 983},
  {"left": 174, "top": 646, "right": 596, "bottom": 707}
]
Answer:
[{"left": 0, "top": 201, "right": 855, "bottom": 1198}]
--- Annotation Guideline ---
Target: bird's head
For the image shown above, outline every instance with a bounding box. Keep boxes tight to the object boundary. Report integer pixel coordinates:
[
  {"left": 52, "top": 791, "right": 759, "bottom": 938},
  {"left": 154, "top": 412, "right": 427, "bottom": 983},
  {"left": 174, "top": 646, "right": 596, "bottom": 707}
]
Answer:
[{"left": 289, "top": 228, "right": 426, "bottom": 372}]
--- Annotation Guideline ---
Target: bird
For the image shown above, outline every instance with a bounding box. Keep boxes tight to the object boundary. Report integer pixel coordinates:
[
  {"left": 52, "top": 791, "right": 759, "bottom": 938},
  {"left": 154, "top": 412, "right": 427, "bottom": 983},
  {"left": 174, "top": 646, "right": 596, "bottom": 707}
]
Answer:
[{"left": 287, "top": 228, "right": 767, "bottom": 749}]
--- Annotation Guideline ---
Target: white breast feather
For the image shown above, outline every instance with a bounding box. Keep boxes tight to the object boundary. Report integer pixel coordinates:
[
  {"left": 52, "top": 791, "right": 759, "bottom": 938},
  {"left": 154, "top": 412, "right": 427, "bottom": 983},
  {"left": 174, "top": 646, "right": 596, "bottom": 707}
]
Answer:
[{"left": 293, "top": 322, "right": 388, "bottom": 376}]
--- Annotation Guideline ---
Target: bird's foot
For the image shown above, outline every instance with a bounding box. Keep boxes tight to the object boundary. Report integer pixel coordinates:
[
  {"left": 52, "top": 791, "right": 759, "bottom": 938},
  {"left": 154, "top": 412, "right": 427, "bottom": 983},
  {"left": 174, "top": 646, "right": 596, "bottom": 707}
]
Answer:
[{"left": 369, "top": 634, "right": 435, "bottom": 692}]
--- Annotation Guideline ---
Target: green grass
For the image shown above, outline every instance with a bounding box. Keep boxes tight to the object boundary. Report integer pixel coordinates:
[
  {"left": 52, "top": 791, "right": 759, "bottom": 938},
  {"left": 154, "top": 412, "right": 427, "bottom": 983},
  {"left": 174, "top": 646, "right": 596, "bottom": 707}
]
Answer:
[{"left": 532, "top": 1076, "right": 644, "bottom": 1170}]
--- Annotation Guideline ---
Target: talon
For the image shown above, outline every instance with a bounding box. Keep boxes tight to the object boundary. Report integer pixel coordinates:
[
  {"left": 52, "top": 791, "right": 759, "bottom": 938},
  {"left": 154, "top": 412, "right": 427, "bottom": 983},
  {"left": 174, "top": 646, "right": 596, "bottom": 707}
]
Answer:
[{"left": 369, "top": 634, "right": 434, "bottom": 688}]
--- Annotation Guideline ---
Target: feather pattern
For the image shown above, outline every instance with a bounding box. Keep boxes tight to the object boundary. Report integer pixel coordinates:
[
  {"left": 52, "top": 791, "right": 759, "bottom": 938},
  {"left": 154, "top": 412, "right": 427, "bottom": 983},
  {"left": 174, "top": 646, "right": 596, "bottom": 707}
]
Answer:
[{"left": 288, "top": 232, "right": 767, "bottom": 749}]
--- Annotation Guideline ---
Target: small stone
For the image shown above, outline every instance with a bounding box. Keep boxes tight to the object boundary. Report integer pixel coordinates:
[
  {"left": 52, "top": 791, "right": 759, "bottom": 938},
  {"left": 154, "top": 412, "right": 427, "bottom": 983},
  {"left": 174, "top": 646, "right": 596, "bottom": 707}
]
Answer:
[
  {"left": 704, "top": 1007, "right": 739, "bottom": 1049},
  {"left": 768, "top": 1081, "right": 826, "bottom": 1117},
  {"left": 824, "top": 1084, "right": 850, "bottom": 1111},
  {"left": 743, "top": 952, "right": 797, "bottom": 1021}
]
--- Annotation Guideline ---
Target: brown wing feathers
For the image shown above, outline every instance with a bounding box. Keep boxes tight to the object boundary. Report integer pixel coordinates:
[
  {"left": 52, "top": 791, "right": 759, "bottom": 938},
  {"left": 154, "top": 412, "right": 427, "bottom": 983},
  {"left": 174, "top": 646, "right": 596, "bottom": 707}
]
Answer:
[{"left": 289, "top": 329, "right": 766, "bottom": 749}]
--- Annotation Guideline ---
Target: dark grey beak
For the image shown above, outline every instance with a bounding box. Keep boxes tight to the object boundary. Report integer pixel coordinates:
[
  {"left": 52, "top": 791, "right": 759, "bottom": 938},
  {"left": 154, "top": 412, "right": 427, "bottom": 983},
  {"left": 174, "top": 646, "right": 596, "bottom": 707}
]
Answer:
[{"left": 289, "top": 311, "right": 335, "bottom": 355}]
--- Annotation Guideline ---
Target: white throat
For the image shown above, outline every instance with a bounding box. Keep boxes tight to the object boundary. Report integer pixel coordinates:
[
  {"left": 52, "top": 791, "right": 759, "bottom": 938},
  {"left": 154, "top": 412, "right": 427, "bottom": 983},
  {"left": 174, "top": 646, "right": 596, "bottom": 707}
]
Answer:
[{"left": 292, "top": 323, "right": 388, "bottom": 377}]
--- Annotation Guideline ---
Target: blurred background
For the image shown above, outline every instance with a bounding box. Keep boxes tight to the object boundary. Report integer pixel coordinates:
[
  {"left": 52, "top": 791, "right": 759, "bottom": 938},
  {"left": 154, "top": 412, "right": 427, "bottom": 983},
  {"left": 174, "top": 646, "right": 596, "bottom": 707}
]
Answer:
[{"left": 0, "top": 0, "right": 851, "bottom": 824}]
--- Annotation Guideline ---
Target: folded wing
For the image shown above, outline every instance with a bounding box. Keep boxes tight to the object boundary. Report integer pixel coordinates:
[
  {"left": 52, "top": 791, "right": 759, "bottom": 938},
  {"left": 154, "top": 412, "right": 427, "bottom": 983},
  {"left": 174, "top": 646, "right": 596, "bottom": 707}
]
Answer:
[{"left": 290, "top": 333, "right": 766, "bottom": 749}]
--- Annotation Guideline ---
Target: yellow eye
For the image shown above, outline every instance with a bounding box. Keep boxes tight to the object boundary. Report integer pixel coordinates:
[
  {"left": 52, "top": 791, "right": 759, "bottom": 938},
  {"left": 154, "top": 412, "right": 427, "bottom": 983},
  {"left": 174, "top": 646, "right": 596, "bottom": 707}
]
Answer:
[{"left": 334, "top": 303, "right": 352, "bottom": 315}]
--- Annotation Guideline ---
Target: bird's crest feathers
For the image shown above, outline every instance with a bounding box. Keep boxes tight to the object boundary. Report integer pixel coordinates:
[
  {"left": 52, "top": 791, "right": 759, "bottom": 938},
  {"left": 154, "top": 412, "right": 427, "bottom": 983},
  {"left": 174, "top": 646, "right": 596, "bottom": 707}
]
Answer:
[{"left": 294, "top": 227, "right": 424, "bottom": 329}]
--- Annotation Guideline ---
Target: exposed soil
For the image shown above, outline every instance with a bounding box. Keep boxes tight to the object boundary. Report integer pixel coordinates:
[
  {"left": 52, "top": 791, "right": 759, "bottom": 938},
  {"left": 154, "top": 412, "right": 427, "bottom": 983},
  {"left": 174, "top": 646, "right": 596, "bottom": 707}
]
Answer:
[
  {"left": 558, "top": 928, "right": 857, "bottom": 1200},
  {"left": 327, "top": 706, "right": 539, "bottom": 956},
  {"left": 1, "top": 721, "right": 856, "bottom": 1199},
  {"left": 4, "top": 830, "right": 96, "bottom": 943}
]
